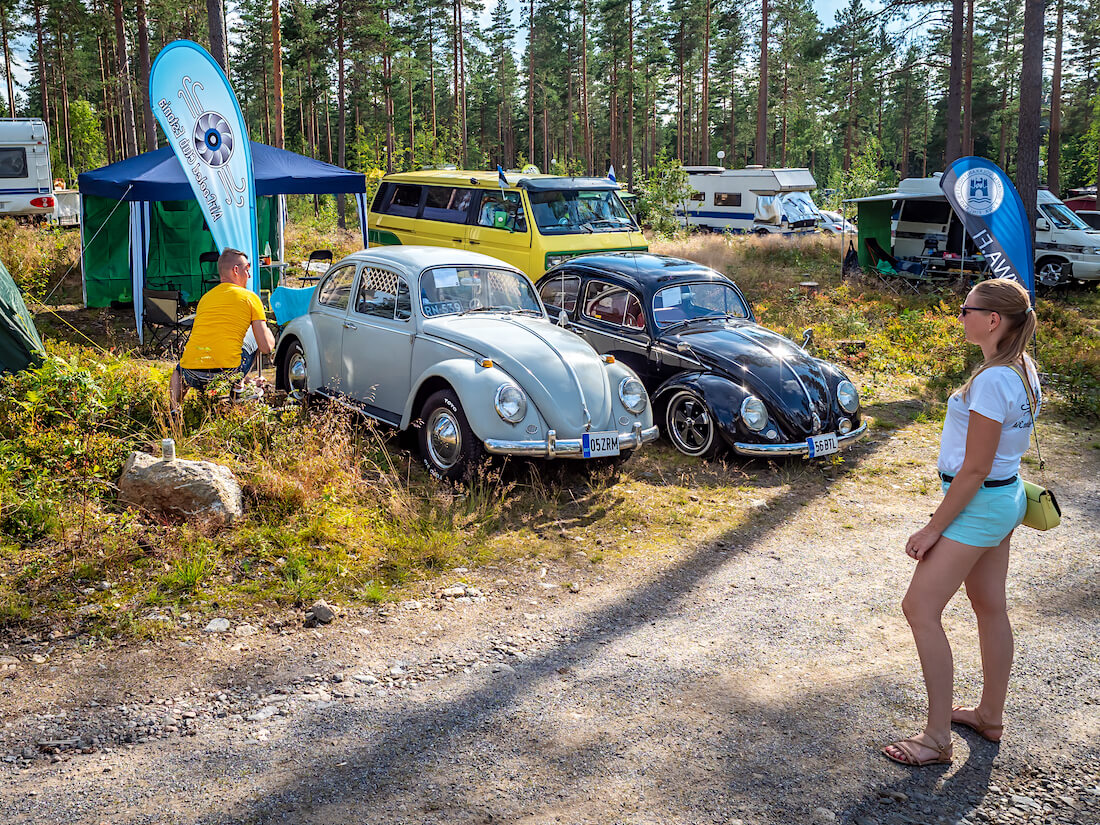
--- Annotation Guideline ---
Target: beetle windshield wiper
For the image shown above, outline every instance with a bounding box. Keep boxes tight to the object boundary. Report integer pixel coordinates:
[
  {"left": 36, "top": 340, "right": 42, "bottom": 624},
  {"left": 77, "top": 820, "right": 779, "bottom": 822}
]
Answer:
[
  {"left": 657, "top": 314, "right": 731, "bottom": 335},
  {"left": 458, "top": 305, "right": 514, "bottom": 315}
]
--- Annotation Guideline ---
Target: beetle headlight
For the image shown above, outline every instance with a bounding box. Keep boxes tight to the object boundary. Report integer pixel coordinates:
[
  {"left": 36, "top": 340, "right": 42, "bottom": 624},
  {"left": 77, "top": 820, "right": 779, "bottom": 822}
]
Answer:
[
  {"left": 740, "top": 395, "right": 768, "bottom": 431},
  {"left": 618, "top": 377, "right": 647, "bottom": 414},
  {"left": 837, "top": 380, "right": 859, "bottom": 413},
  {"left": 494, "top": 383, "right": 527, "bottom": 423}
]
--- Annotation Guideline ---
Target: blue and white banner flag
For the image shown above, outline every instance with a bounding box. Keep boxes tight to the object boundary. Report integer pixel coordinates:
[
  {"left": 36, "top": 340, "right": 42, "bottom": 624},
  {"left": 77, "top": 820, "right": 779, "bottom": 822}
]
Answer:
[
  {"left": 149, "top": 40, "right": 258, "bottom": 291},
  {"left": 940, "top": 157, "right": 1035, "bottom": 302},
  {"left": 497, "top": 164, "right": 508, "bottom": 191},
  {"left": 607, "top": 165, "right": 616, "bottom": 184}
]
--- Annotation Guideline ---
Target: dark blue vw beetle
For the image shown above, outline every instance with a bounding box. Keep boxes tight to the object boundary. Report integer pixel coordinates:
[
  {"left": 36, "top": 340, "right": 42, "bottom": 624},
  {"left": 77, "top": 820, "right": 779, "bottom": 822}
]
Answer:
[{"left": 535, "top": 252, "right": 867, "bottom": 459}]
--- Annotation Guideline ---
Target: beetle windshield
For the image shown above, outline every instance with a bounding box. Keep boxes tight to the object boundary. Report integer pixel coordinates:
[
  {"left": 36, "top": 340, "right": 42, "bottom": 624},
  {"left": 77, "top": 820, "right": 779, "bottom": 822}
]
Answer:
[
  {"left": 420, "top": 266, "right": 543, "bottom": 317},
  {"left": 528, "top": 189, "right": 639, "bottom": 235},
  {"left": 652, "top": 282, "right": 750, "bottom": 329}
]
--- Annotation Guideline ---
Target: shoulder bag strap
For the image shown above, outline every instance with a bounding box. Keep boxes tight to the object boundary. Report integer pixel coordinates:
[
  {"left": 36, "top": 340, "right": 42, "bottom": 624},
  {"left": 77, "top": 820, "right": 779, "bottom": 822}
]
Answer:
[{"left": 1009, "top": 362, "right": 1045, "bottom": 471}]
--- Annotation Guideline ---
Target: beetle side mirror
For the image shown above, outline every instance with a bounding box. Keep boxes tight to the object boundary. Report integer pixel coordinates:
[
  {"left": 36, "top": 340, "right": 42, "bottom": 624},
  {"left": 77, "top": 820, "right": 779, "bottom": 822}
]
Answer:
[
  {"left": 801, "top": 328, "right": 814, "bottom": 350},
  {"left": 676, "top": 341, "right": 692, "bottom": 354},
  {"left": 557, "top": 310, "right": 569, "bottom": 327}
]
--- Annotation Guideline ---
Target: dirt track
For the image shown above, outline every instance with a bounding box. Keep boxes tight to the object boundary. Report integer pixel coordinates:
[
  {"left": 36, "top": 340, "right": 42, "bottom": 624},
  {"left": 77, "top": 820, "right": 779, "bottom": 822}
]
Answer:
[{"left": 1, "top": 407, "right": 1098, "bottom": 825}]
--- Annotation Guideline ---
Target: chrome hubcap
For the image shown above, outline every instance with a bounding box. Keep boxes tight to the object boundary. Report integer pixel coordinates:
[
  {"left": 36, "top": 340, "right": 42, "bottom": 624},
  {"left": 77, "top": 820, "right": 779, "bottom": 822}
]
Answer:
[
  {"left": 287, "top": 351, "right": 308, "bottom": 393},
  {"left": 427, "top": 408, "right": 462, "bottom": 469},
  {"left": 670, "top": 395, "right": 711, "bottom": 453}
]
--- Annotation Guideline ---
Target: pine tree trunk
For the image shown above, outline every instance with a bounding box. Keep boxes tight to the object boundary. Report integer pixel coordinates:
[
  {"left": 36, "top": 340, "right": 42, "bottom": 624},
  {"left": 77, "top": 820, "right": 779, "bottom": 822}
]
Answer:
[
  {"left": 262, "top": 23, "right": 271, "bottom": 144},
  {"left": 1017, "top": 0, "right": 1044, "bottom": 246},
  {"left": 136, "top": 0, "right": 156, "bottom": 150},
  {"left": 626, "top": 0, "right": 634, "bottom": 188},
  {"left": 944, "top": 0, "right": 963, "bottom": 164},
  {"left": 997, "top": 22, "right": 1010, "bottom": 168},
  {"left": 528, "top": 0, "right": 535, "bottom": 163},
  {"left": 701, "top": 0, "right": 710, "bottom": 165},
  {"left": 384, "top": 9, "right": 395, "bottom": 172},
  {"left": 900, "top": 67, "right": 911, "bottom": 178},
  {"left": 58, "top": 20, "right": 72, "bottom": 170},
  {"left": 677, "top": 20, "right": 684, "bottom": 160},
  {"left": 272, "top": 0, "right": 285, "bottom": 149},
  {"left": 336, "top": 0, "right": 345, "bottom": 229},
  {"left": 781, "top": 57, "right": 788, "bottom": 167},
  {"left": 457, "top": 0, "right": 467, "bottom": 166},
  {"left": 755, "top": 0, "right": 768, "bottom": 166},
  {"left": 1048, "top": 0, "right": 1063, "bottom": 195},
  {"left": 207, "top": 0, "right": 228, "bottom": 70},
  {"left": 0, "top": 0, "right": 15, "bottom": 118},
  {"left": 34, "top": 0, "right": 49, "bottom": 136},
  {"left": 97, "top": 30, "right": 114, "bottom": 165},
  {"left": 113, "top": 0, "right": 139, "bottom": 158},
  {"left": 962, "top": 0, "right": 974, "bottom": 154},
  {"left": 581, "top": 0, "right": 591, "bottom": 174},
  {"left": 429, "top": 12, "right": 436, "bottom": 142}
]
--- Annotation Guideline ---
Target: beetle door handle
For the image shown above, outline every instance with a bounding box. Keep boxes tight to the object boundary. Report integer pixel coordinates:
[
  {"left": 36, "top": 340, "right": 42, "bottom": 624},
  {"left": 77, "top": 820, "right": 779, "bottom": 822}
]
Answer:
[
  {"left": 468, "top": 239, "right": 481, "bottom": 245},
  {"left": 343, "top": 321, "right": 357, "bottom": 330},
  {"left": 452, "top": 238, "right": 464, "bottom": 243}
]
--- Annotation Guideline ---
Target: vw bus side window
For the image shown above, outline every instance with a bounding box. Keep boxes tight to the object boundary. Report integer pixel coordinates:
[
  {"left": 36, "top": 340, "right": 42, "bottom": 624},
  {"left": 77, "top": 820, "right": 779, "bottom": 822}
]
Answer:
[
  {"left": 423, "top": 187, "right": 475, "bottom": 223},
  {"left": 317, "top": 264, "right": 356, "bottom": 310},
  {"left": 385, "top": 184, "right": 423, "bottom": 218},
  {"left": 475, "top": 191, "right": 527, "bottom": 232}
]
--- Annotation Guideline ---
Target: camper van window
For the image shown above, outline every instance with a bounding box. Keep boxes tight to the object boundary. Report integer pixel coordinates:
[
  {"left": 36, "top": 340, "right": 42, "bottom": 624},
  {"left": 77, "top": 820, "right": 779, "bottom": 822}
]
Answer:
[
  {"left": 423, "top": 186, "right": 474, "bottom": 223},
  {"left": 900, "top": 199, "right": 952, "bottom": 225},
  {"left": 386, "top": 184, "right": 423, "bottom": 217},
  {"left": 528, "top": 189, "right": 637, "bottom": 234},
  {"left": 370, "top": 184, "right": 390, "bottom": 212},
  {"left": 689, "top": 191, "right": 705, "bottom": 202},
  {"left": 0, "top": 148, "right": 28, "bottom": 178},
  {"left": 476, "top": 191, "right": 527, "bottom": 232},
  {"left": 714, "top": 192, "right": 742, "bottom": 207},
  {"left": 1039, "top": 203, "right": 1090, "bottom": 231}
]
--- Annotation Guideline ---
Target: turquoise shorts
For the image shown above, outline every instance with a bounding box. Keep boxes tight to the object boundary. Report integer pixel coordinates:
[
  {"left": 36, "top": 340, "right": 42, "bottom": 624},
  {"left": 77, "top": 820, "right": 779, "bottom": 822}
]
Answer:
[{"left": 940, "top": 478, "right": 1027, "bottom": 548}]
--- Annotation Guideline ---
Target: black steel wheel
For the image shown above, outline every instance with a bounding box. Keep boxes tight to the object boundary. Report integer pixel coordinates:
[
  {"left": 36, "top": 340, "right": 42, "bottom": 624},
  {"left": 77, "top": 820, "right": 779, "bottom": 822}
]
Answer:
[{"left": 664, "top": 389, "right": 719, "bottom": 458}]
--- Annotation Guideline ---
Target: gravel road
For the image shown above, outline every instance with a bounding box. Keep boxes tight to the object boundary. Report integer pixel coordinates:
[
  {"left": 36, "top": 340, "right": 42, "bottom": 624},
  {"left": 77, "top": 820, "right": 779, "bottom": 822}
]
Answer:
[{"left": 2, "top": 415, "right": 1098, "bottom": 825}]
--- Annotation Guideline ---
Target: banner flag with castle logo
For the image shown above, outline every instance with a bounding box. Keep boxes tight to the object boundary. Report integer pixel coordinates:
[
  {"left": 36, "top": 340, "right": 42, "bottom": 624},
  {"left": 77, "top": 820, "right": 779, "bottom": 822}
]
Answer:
[
  {"left": 940, "top": 157, "right": 1035, "bottom": 302},
  {"left": 149, "top": 40, "right": 258, "bottom": 291}
]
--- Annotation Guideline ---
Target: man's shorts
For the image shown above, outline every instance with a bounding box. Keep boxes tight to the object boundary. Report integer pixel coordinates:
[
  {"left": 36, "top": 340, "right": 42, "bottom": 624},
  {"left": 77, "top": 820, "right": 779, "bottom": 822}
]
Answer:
[{"left": 176, "top": 348, "right": 256, "bottom": 390}]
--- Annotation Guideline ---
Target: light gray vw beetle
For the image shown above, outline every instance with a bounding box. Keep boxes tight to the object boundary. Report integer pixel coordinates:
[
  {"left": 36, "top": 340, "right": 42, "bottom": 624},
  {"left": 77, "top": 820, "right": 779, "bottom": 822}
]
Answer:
[{"left": 274, "top": 246, "right": 659, "bottom": 480}]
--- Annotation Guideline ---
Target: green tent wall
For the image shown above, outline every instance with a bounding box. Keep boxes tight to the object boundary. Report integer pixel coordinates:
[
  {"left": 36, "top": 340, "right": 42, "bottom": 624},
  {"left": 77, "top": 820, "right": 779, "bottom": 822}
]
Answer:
[
  {"left": 0, "top": 258, "right": 46, "bottom": 374},
  {"left": 81, "top": 195, "right": 281, "bottom": 307}
]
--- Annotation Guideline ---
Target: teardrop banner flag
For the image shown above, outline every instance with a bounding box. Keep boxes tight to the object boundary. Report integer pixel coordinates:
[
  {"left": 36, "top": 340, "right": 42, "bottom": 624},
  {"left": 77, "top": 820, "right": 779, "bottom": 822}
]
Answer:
[
  {"left": 939, "top": 156, "right": 1036, "bottom": 303},
  {"left": 149, "top": 40, "right": 258, "bottom": 291}
]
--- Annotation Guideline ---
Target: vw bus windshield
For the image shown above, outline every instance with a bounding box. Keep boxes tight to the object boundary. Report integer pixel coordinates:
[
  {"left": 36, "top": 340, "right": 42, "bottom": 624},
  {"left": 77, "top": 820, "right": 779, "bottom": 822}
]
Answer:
[
  {"left": 1039, "top": 202, "right": 1091, "bottom": 231},
  {"left": 420, "top": 266, "right": 543, "bottom": 317},
  {"left": 528, "top": 189, "right": 639, "bottom": 235}
]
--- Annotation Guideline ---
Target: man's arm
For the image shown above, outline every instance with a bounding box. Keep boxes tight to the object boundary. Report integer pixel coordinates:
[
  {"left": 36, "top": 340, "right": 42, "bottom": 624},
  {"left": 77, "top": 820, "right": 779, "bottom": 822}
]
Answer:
[{"left": 251, "top": 319, "right": 276, "bottom": 353}]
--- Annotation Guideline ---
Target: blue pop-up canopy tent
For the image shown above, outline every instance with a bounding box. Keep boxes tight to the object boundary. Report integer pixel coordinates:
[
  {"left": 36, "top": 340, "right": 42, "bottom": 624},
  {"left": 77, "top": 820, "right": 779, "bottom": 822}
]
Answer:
[{"left": 77, "top": 142, "right": 369, "bottom": 333}]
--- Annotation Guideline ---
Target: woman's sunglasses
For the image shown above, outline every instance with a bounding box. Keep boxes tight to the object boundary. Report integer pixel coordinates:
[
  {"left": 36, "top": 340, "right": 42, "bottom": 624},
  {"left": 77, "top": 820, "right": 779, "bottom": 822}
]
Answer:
[{"left": 959, "top": 305, "right": 995, "bottom": 317}]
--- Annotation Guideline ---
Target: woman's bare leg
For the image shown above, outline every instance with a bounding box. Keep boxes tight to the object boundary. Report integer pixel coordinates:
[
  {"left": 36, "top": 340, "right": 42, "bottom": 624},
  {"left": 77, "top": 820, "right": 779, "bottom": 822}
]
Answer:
[
  {"left": 886, "top": 536, "right": 988, "bottom": 761},
  {"left": 954, "top": 532, "right": 1012, "bottom": 737}
]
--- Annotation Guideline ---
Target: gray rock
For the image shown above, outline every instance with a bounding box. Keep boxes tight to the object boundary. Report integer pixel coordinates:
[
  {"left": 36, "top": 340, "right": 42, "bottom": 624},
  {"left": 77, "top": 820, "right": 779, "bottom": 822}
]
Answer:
[
  {"left": 352, "top": 673, "right": 379, "bottom": 684},
  {"left": 118, "top": 451, "right": 244, "bottom": 525},
  {"left": 812, "top": 807, "right": 836, "bottom": 824},
  {"left": 204, "top": 618, "right": 230, "bottom": 633},
  {"left": 490, "top": 663, "right": 516, "bottom": 675},
  {"left": 307, "top": 600, "right": 336, "bottom": 625},
  {"left": 246, "top": 706, "right": 278, "bottom": 721}
]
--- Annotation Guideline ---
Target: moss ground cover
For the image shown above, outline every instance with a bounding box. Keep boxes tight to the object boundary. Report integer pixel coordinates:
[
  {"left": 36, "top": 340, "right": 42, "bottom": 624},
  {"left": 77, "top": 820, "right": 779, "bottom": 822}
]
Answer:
[{"left": 1, "top": 229, "right": 1096, "bottom": 638}]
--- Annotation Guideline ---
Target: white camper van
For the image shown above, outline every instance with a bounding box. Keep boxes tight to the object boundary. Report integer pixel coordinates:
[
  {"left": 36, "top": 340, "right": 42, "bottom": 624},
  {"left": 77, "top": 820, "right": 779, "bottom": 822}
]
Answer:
[
  {"left": 888, "top": 174, "right": 1100, "bottom": 286},
  {"left": 0, "top": 118, "right": 55, "bottom": 220},
  {"left": 678, "top": 166, "right": 821, "bottom": 235}
]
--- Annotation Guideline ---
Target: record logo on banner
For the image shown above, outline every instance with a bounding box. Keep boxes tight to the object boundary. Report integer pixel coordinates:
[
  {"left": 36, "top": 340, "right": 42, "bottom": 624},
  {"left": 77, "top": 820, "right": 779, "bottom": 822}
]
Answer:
[{"left": 150, "top": 40, "right": 258, "bottom": 290}]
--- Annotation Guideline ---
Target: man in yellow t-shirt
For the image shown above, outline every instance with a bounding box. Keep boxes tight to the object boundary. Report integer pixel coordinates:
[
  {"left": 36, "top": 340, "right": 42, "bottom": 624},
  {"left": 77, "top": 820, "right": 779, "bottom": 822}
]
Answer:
[{"left": 169, "top": 248, "right": 276, "bottom": 408}]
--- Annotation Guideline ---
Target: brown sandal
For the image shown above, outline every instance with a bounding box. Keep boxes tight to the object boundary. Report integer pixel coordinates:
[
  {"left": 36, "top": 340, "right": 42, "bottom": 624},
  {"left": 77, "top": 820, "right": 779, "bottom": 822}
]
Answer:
[
  {"left": 882, "top": 734, "right": 953, "bottom": 766},
  {"left": 952, "top": 706, "right": 1003, "bottom": 742}
]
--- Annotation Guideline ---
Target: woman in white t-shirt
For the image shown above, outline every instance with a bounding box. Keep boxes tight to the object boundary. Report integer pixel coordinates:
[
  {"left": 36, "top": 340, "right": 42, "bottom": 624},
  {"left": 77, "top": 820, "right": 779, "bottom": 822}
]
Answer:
[{"left": 883, "top": 278, "right": 1040, "bottom": 767}]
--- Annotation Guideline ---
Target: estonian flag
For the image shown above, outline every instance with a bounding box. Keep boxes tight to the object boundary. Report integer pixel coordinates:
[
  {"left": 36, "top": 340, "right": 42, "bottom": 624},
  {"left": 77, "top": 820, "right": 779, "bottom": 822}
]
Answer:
[
  {"left": 497, "top": 165, "right": 508, "bottom": 191},
  {"left": 607, "top": 165, "right": 616, "bottom": 183}
]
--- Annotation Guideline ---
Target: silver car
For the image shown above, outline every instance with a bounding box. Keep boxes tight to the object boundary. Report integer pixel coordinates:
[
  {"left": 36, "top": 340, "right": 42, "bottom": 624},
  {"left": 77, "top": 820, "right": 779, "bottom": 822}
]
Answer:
[{"left": 274, "top": 246, "right": 659, "bottom": 480}]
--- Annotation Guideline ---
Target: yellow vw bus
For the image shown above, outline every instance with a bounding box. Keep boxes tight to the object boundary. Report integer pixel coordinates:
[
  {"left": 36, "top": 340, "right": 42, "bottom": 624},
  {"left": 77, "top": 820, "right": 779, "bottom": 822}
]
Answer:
[{"left": 366, "top": 169, "right": 648, "bottom": 280}]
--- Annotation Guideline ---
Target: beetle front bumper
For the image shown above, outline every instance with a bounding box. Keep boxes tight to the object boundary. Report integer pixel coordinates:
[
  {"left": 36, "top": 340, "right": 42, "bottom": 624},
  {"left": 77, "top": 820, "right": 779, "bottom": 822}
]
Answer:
[
  {"left": 483, "top": 422, "right": 660, "bottom": 458},
  {"left": 732, "top": 422, "right": 869, "bottom": 457}
]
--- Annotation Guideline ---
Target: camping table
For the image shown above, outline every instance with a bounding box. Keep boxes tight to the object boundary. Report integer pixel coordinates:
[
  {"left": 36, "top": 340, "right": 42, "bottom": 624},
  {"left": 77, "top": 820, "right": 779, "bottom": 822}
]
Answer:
[
  {"left": 259, "top": 261, "right": 289, "bottom": 291},
  {"left": 918, "top": 254, "right": 987, "bottom": 278}
]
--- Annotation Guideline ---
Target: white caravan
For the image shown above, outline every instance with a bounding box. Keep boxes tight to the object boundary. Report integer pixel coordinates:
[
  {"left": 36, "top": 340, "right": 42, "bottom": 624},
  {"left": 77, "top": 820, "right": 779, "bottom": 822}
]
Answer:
[
  {"left": 887, "top": 174, "right": 1100, "bottom": 286},
  {"left": 0, "top": 118, "right": 55, "bottom": 220},
  {"left": 678, "top": 166, "right": 821, "bottom": 235}
]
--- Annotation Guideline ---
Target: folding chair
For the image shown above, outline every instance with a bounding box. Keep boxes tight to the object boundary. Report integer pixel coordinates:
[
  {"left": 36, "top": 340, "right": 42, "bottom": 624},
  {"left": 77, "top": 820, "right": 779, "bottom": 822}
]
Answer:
[
  {"left": 198, "top": 251, "right": 221, "bottom": 295},
  {"left": 298, "top": 249, "right": 333, "bottom": 286},
  {"left": 865, "top": 238, "right": 921, "bottom": 294},
  {"left": 143, "top": 289, "right": 195, "bottom": 358}
]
